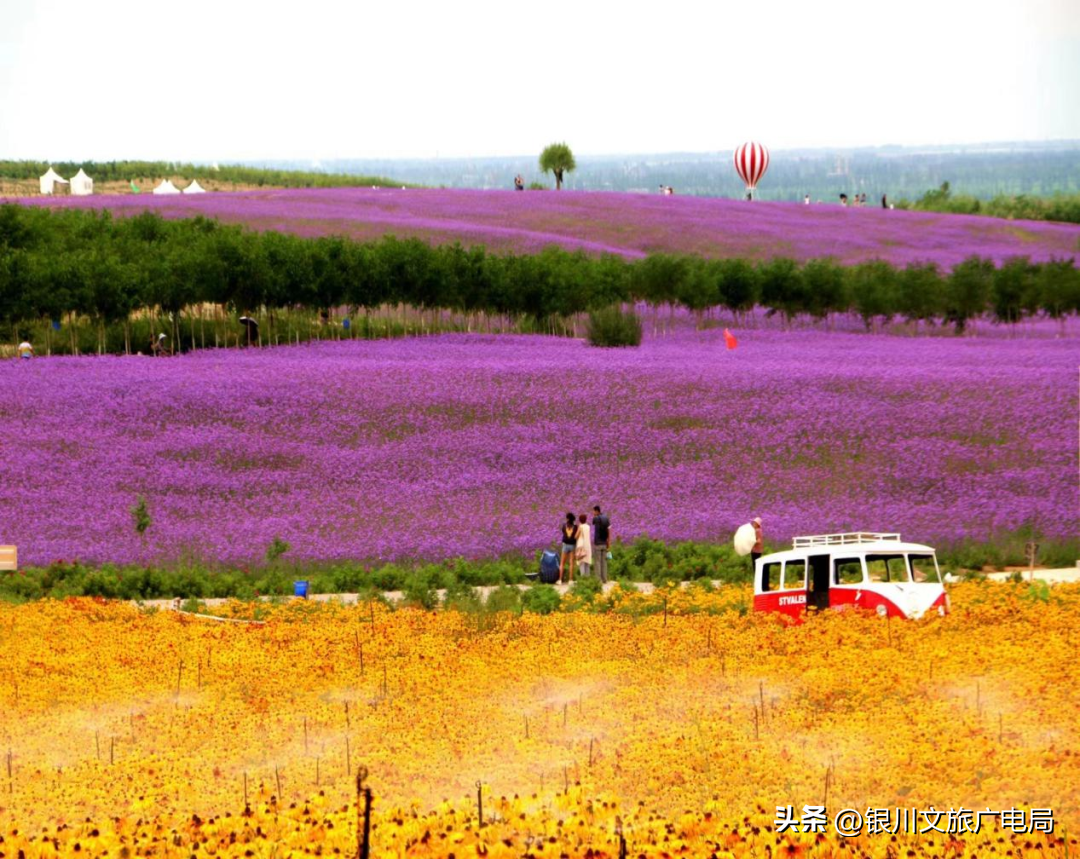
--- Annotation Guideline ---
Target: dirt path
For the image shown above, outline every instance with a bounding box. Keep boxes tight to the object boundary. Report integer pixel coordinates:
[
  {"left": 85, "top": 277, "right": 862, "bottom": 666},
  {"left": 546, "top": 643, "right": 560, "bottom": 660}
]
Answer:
[
  {"left": 982, "top": 568, "right": 1080, "bottom": 584},
  {"left": 136, "top": 579, "right": 661, "bottom": 611}
]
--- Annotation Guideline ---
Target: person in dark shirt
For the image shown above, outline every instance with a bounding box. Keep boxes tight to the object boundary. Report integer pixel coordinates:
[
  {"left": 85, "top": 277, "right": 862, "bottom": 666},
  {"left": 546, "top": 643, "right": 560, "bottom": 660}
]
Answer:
[
  {"left": 559, "top": 512, "right": 579, "bottom": 584},
  {"left": 591, "top": 505, "right": 612, "bottom": 584},
  {"left": 751, "top": 517, "right": 765, "bottom": 590}
]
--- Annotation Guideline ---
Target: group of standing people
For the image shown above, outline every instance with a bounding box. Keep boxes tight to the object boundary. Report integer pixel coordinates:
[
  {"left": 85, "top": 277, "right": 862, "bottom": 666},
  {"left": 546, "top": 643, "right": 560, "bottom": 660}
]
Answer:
[
  {"left": 558, "top": 506, "right": 612, "bottom": 584},
  {"left": 836, "top": 193, "right": 890, "bottom": 208}
]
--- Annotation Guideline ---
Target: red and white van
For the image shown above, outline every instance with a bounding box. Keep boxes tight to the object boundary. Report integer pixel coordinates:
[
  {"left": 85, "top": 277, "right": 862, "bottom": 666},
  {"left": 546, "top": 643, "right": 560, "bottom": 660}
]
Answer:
[{"left": 753, "top": 532, "right": 949, "bottom": 620}]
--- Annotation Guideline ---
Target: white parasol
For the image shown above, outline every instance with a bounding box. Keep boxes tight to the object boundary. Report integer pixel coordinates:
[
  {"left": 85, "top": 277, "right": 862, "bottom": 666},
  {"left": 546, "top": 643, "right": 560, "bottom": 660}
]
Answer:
[{"left": 733, "top": 523, "right": 757, "bottom": 556}]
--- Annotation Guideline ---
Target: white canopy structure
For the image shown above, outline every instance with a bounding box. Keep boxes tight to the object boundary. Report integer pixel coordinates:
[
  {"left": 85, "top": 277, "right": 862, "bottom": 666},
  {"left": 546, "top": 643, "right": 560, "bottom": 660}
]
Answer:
[
  {"left": 182, "top": 180, "right": 207, "bottom": 194},
  {"left": 39, "top": 168, "right": 69, "bottom": 195},
  {"left": 70, "top": 168, "right": 94, "bottom": 196},
  {"left": 152, "top": 179, "right": 181, "bottom": 195}
]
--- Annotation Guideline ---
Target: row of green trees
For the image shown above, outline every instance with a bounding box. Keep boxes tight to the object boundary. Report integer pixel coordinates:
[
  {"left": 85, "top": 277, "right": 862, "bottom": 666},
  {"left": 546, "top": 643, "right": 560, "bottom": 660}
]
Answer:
[
  {"left": 896, "top": 182, "right": 1080, "bottom": 224},
  {"left": 0, "top": 159, "right": 400, "bottom": 189},
  {"left": 2, "top": 204, "right": 1078, "bottom": 351}
]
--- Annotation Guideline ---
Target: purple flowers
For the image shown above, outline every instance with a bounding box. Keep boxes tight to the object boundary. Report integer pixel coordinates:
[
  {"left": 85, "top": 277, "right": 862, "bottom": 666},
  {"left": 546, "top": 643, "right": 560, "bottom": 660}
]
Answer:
[
  {"left": 0, "top": 317, "right": 1074, "bottom": 567},
  {"left": 17, "top": 187, "right": 1080, "bottom": 268}
]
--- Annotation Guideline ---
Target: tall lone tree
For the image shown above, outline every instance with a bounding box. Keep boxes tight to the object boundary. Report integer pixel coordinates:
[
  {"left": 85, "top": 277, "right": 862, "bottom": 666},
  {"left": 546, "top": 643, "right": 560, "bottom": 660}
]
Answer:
[{"left": 539, "top": 143, "right": 576, "bottom": 190}]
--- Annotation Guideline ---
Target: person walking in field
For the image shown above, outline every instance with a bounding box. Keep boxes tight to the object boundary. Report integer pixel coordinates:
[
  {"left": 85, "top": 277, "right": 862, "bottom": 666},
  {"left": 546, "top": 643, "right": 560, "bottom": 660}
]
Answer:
[
  {"left": 17, "top": 340, "right": 33, "bottom": 360},
  {"left": 751, "top": 517, "right": 764, "bottom": 565},
  {"left": 575, "top": 513, "right": 593, "bottom": 579},
  {"left": 591, "top": 505, "right": 611, "bottom": 583},
  {"left": 559, "top": 512, "right": 579, "bottom": 584}
]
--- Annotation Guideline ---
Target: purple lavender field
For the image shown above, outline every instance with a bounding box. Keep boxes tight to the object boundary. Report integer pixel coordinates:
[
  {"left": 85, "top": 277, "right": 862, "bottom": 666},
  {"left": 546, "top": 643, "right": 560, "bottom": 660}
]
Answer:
[
  {"left": 0, "top": 319, "right": 1075, "bottom": 567},
  {"left": 20, "top": 187, "right": 1080, "bottom": 267}
]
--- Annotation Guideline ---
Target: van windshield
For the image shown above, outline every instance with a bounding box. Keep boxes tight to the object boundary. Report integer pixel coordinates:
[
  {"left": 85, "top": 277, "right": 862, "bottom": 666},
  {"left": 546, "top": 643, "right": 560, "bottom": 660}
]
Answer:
[
  {"left": 866, "top": 554, "right": 911, "bottom": 583},
  {"left": 909, "top": 555, "right": 941, "bottom": 583}
]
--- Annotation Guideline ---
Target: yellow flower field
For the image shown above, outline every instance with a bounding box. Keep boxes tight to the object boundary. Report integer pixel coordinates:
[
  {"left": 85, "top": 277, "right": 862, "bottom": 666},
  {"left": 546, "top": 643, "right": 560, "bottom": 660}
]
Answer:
[{"left": 1, "top": 583, "right": 1077, "bottom": 858}]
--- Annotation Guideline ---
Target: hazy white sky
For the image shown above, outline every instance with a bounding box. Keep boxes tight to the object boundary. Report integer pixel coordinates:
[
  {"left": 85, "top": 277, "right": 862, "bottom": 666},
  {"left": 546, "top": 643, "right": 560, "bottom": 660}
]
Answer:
[{"left": 1, "top": 0, "right": 1077, "bottom": 162}]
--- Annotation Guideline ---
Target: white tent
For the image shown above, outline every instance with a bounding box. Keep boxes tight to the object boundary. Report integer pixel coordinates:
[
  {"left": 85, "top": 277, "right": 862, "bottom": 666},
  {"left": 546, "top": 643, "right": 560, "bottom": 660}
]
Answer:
[
  {"left": 152, "top": 179, "right": 181, "bottom": 195},
  {"left": 39, "top": 168, "right": 69, "bottom": 195},
  {"left": 70, "top": 168, "right": 94, "bottom": 196},
  {"left": 182, "top": 179, "right": 207, "bottom": 194}
]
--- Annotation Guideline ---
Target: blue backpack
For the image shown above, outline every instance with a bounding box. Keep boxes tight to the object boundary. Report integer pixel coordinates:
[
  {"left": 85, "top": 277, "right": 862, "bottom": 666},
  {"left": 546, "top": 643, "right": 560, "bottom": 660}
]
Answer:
[{"left": 539, "top": 550, "right": 560, "bottom": 584}]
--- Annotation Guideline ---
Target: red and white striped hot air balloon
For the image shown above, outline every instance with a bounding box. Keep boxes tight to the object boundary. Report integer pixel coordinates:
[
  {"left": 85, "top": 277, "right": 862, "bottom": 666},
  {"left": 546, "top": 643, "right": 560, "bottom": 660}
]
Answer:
[{"left": 734, "top": 141, "right": 770, "bottom": 199}]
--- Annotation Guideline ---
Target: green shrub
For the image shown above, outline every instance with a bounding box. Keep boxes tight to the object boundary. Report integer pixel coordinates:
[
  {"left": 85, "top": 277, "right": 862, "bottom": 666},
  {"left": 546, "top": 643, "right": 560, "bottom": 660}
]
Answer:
[
  {"left": 325, "top": 562, "right": 379, "bottom": 593},
  {"left": 113, "top": 566, "right": 161, "bottom": 599},
  {"left": 569, "top": 576, "right": 604, "bottom": 604},
  {"left": 1022, "top": 581, "right": 1052, "bottom": 604},
  {"left": 688, "top": 577, "right": 716, "bottom": 593},
  {"left": 521, "top": 585, "right": 562, "bottom": 615},
  {"left": 175, "top": 568, "right": 209, "bottom": 598},
  {"left": 586, "top": 305, "right": 642, "bottom": 347},
  {"left": 370, "top": 564, "right": 409, "bottom": 592},
  {"left": 402, "top": 569, "right": 440, "bottom": 609},
  {"left": 641, "top": 550, "right": 672, "bottom": 585},
  {"left": 265, "top": 536, "right": 291, "bottom": 563},
  {"left": 82, "top": 571, "right": 120, "bottom": 599},
  {"left": 485, "top": 585, "right": 523, "bottom": 614},
  {"left": 443, "top": 579, "right": 483, "bottom": 613},
  {"left": 131, "top": 496, "right": 151, "bottom": 537}
]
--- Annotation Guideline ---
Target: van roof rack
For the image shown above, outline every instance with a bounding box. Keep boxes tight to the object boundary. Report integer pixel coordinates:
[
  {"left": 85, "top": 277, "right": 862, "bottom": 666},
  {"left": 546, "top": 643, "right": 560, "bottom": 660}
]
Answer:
[{"left": 792, "top": 532, "right": 901, "bottom": 548}]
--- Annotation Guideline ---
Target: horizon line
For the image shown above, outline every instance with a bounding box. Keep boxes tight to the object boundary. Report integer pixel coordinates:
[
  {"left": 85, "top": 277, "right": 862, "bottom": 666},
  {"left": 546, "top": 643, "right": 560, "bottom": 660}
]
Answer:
[{"left": 6, "top": 138, "right": 1080, "bottom": 167}]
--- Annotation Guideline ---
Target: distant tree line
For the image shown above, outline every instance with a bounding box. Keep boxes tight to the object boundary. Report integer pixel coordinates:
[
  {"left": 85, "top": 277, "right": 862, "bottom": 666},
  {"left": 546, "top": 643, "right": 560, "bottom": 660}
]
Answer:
[
  {"left": 0, "top": 160, "right": 401, "bottom": 189},
  {"left": 1, "top": 204, "right": 1078, "bottom": 353},
  {"left": 292, "top": 146, "right": 1080, "bottom": 203},
  {"left": 895, "top": 182, "right": 1080, "bottom": 224}
]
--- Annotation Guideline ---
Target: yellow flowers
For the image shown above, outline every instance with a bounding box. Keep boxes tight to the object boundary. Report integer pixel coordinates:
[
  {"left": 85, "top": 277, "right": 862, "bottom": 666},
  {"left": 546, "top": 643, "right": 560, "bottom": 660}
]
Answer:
[{"left": 0, "top": 583, "right": 1077, "bottom": 857}]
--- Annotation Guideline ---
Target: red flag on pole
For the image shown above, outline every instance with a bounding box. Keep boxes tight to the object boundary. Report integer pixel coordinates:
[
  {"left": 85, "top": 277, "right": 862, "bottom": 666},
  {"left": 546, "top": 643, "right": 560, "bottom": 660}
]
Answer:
[{"left": 723, "top": 328, "right": 738, "bottom": 350}]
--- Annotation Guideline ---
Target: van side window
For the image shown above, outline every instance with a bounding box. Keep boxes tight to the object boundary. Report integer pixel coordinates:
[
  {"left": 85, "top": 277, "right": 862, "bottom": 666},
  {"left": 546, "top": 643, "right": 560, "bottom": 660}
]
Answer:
[
  {"left": 834, "top": 558, "right": 863, "bottom": 585},
  {"left": 783, "top": 560, "right": 806, "bottom": 589},
  {"left": 866, "top": 554, "right": 910, "bottom": 583},
  {"left": 762, "top": 562, "right": 781, "bottom": 591}
]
